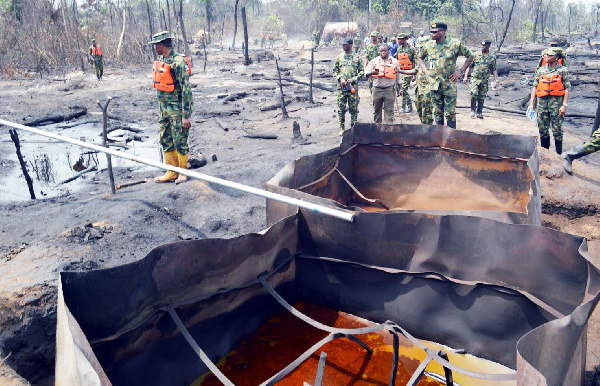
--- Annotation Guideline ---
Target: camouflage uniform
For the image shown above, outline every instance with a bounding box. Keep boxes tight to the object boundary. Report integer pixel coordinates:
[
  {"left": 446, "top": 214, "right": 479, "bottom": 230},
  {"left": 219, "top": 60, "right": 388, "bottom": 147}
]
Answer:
[
  {"left": 313, "top": 30, "right": 320, "bottom": 48},
  {"left": 365, "top": 43, "right": 379, "bottom": 92},
  {"left": 415, "top": 67, "right": 433, "bottom": 124},
  {"left": 583, "top": 128, "right": 600, "bottom": 153},
  {"left": 469, "top": 51, "right": 497, "bottom": 102},
  {"left": 333, "top": 52, "right": 364, "bottom": 132},
  {"left": 533, "top": 64, "right": 570, "bottom": 145},
  {"left": 419, "top": 38, "right": 472, "bottom": 125},
  {"left": 89, "top": 45, "right": 103, "bottom": 80},
  {"left": 157, "top": 50, "right": 194, "bottom": 155},
  {"left": 353, "top": 32, "right": 361, "bottom": 53},
  {"left": 396, "top": 44, "right": 416, "bottom": 111}
]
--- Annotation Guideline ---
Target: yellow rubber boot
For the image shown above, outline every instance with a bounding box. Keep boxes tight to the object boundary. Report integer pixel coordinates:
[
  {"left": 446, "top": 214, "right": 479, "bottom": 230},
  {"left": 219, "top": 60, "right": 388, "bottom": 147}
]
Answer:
[
  {"left": 175, "top": 153, "right": 188, "bottom": 184},
  {"left": 154, "top": 151, "right": 179, "bottom": 183}
]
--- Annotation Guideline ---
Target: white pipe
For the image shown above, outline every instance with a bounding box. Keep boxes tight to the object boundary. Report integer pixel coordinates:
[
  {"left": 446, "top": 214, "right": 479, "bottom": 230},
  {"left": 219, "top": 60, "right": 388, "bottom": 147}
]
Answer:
[{"left": 0, "top": 118, "right": 354, "bottom": 222}]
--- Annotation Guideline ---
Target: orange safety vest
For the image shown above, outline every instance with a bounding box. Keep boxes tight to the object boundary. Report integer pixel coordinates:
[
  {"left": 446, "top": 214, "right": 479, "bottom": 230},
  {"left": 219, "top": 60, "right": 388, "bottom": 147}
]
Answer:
[
  {"left": 540, "top": 56, "right": 563, "bottom": 67},
  {"left": 372, "top": 61, "right": 397, "bottom": 79},
  {"left": 152, "top": 55, "right": 192, "bottom": 92},
  {"left": 91, "top": 46, "right": 102, "bottom": 56},
  {"left": 535, "top": 73, "right": 565, "bottom": 97},
  {"left": 396, "top": 52, "right": 412, "bottom": 70}
]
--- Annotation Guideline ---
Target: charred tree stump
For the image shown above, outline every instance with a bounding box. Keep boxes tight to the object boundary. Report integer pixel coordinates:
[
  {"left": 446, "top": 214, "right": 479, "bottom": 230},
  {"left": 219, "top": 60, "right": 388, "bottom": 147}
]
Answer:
[
  {"left": 242, "top": 7, "right": 251, "bottom": 65},
  {"left": 9, "top": 129, "right": 36, "bottom": 199},
  {"left": 97, "top": 97, "right": 116, "bottom": 194},
  {"left": 309, "top": 48, "right": 315, "bottom": 104},
  {"left": 275, "top": 57, "right": 289, "bottom": 119},
  {"left": 203, "top": 35, "right": 208, "bottom": 74}
]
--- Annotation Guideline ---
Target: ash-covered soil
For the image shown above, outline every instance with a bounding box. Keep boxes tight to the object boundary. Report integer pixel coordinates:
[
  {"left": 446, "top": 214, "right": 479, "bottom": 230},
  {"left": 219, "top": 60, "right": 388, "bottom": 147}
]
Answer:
[{"left": 0, "top": 40, "right": 599, "bottom": 384}]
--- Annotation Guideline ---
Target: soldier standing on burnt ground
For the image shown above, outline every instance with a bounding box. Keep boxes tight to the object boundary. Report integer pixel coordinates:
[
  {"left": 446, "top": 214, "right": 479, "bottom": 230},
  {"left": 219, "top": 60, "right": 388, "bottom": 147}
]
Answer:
[
  {"left": 418, "top": 22, "right": 473, "bottom": 129},
  {"left": 149, "top": 31, "right": 194, "bottom": 185},
  {"left": 89, "top": 39, "right": 103, "bottom": 80},
  {"left": 463, "top": 39, "right": 498, "bottom": 119},
  {"left": 396, "top": 33, "right": 417, "bottom": 114},
  {"left": 333, "top": 38, "right": 364, "bottom": 134},
  {"left": 365, "top": 31, "right": 380, "bottom": 93},
  {"left": 529, "top": 48, "right": 570, "bottom": 154}
]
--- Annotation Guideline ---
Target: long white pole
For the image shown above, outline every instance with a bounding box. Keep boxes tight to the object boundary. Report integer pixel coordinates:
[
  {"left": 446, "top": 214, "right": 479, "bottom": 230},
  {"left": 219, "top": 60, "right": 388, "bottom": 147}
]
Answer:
[{"left": 0, "top": 119, "right": 354, "bottom": 222}]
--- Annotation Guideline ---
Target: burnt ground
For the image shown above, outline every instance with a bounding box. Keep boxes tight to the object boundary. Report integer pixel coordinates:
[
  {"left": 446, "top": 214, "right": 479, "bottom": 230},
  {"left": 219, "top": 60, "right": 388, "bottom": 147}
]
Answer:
[{"left": 0, "top": 39, "right": 599, "bottom": 384}]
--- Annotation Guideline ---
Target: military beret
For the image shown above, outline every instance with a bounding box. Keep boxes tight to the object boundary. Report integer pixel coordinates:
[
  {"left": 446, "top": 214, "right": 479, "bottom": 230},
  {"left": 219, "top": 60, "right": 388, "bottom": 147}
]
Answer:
[
  {"left": 545, "top": 48, "right": 559, "bottom": 56},
  {"left": 342, "top": 37, "right": 354, "bottom": 45},
  {"left": 430, "top": 22, "right": 447, "bottom": 30},
  {"left": 481, "top": 39, "right": 492, "bottom": 45},
  {"left": 148, "top": 31, "right": 173, "bottom": 44},
  {"left": 370, "top": 31, "right": 379, "bottom": 37}
]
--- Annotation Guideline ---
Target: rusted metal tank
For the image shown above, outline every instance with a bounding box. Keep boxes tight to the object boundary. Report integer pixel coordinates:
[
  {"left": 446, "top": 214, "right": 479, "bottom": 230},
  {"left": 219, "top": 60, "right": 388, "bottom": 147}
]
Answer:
[
  {"left": 56, "top": 210, "right": 599, "bottom": 385},
  {"left": 266, "top": 123, "right": 541, "bottom": 226},
  {"left": 322, "top": 22, "right": 359, "bottom": 43}
]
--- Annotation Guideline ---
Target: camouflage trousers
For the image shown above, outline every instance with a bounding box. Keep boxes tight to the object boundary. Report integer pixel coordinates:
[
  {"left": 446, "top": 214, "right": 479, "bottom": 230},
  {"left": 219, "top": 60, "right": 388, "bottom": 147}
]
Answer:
[
  {"left": 430, "top": 81, "right": 457, "bottom": 122},
  {"left": 337, "top": 90, "right": 360, "bottom": 131},
  {"left": 583, "top": 127, "right": 600, "bottom": 154},
  {"left": 93, "top": 58, "right": 103, "bottom": 79},
  {"left": 415, "top": 87, "right": 433, "bottom": 124},
  {"left": 469, "top": 77, "right": 488, "bottom": 102},
  {"left": 372, "top": 86, "right": 395, "bottom": 123},
  {"left": 401, "top": 75, "right": 412, "bottom": 109},
  {"left": 536, "top": 95, "right": 564, "bottom": 142},
  {"left": 159, "top": 102, "right": 189, "bottom": 155}
]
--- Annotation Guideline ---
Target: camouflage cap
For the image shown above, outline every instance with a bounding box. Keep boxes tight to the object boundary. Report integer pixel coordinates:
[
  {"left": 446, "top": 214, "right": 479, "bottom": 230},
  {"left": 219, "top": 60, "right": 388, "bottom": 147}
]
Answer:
[
  {"left": 545, "top": 48, "right": 559, "bottom": 56},
  {"left": 481, "top": 39, "right": 492, "bottom": 45},
  {"left": 370, "top": 31, "right": 379, "bottom": 37},
  {"left": 397, "top": 33, "right": 409, "bottom": 39},
  {"left": 148, "top": 31, "right": 173, "bottom": 44}
]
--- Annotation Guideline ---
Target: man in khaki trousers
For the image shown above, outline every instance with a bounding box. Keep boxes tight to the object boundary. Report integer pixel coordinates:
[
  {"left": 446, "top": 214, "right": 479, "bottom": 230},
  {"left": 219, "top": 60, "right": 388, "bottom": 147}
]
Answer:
[{"left": 365, "top": 44, "right": 402, "bottom": 123}]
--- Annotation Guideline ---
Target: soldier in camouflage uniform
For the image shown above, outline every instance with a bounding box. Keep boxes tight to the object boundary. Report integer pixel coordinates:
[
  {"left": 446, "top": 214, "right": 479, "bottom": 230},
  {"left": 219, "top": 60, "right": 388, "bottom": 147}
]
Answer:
[
  {"left": 562, "top": 127, "right": 600, "bottom": 174},
  {"left": 353, "top": 31, "right": 361, "bottom": 53},
  {"left": 529, "top": 48, "right": 570, "bottom": 154},
  {"left": 399, "top": 64, "right": 433, "bottom": 124},
  {"left": 418, "top": 22, "right": 473, "bottom": 129},
  {"left": 365, "top": 31, "right": 380, "bottom": 93},
  {"left": 333, "top": 37, "right": 364, "bottom": 133},
  {"left": 149, "top": 31, "right": 194, "bottom": 184},
  {"left": 312, "top": 28, "right": 320, "bottom": 48},
  {"left": 463, "top": 39, "right": 498, "bottom": 119},
  {"left": 396, "top": 33, "right": 416, "bottom": 113},
  {"left": 89, "top": 39, "right": 103, "bottom": 80}
]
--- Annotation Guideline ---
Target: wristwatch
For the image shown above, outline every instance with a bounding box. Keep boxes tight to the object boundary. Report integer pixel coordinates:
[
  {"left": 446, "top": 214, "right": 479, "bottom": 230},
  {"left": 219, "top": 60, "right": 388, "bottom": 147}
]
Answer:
[{"left": 562, "top": 103, "right": 568, "bottom": 107}]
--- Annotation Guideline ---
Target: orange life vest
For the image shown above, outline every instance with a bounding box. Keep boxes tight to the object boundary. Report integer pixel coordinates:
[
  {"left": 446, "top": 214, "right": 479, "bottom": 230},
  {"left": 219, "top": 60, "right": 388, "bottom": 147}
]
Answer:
[
  {"left": 396, "top": 52, "right": 412, "bottom": 70},
  {"left": 540, "top": 56, "right": 563, "bottom": 67},
  {"left": 535, "top": 73, "right": 565, "bottom": 97},
  {"left": 372, "top": 61, "right": 397, "bottom": 79},
  {"left": 91, "top": 46, "right": 102, "bottom": 56},
  {"left": 152, "top": 55, "right": 192, "bottom": 92}
]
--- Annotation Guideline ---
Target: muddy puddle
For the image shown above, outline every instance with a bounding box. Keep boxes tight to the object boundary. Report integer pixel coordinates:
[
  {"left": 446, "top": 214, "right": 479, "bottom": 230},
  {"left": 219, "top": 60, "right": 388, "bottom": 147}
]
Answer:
[{"left": 1, "top": 122, "right": 158, "bottom": 203}]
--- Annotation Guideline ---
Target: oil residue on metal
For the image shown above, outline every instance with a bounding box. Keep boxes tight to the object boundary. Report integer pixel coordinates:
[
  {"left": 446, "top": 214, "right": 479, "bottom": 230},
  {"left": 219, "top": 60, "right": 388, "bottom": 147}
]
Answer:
[{"left": 193, "top": 302, "right": 514, "bottom": 385}]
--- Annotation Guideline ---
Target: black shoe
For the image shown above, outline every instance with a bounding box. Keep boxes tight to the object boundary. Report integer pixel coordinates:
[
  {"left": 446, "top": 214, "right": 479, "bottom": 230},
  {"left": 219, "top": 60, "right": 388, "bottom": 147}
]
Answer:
[
  {"left": 476, "top": 100, "right": 484, "bottom": 119},
  {"left": 446, "top": 120, "right": 456, "bottom": 129},
  {"left": 555, "top": 139, "right": 562, "bottom": 155},
  {"left": 562, "top": 143, "right": 587, "bottom": 174},
  {"left": 540, "top": 136, "right": 550, "bottom": 149},
  {"left": 435, "top": 120, "right": 445, "bottom": 125}
]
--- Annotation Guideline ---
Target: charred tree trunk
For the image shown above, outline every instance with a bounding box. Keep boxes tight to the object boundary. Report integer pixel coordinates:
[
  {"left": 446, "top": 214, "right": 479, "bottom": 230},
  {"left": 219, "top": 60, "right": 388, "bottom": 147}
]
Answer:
[
  {"left": 178, "top": 0, "right": 191, "bottom": 59},
  {"left": 498, "top": 0, "right": 515, "bottom": 50},
  {"left": 593, "top": 92, "right": 600, "bottom": 136},
  {"left": 309, "top": 48, "right": 315, "bottom": 103},
  {"left": 166, "top": 0, "right": 172, "bottom": 33},
  {"left": 145, "top": 0, "right": 156, "bottom": 60},
  {"left": 97, "top": 98, "right": 116, "bottom": 194},
  {"left": 9, "top": 129, "right": 35, "bottom": 199},
  {"left": 232, "top": 0, "right": 240, "bottom": 49},
  {"left": 116, "top": 9, "right": 126, "bottom": 59},
  {"left": 206, "top": 0, "right": 212, "bottom": 44},
  {"left": 242, "top": 7, "right": 251, "bottom": 65},
  {"left": 532, "top": 0, "right": 540, "bottom": 43},
  {"left": 275, "top": 58, "right": 289, "bottom": 119}
]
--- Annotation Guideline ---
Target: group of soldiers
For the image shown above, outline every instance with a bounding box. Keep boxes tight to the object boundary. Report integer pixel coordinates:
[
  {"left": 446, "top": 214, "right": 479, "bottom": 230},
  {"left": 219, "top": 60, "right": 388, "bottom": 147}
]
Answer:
[{"left": 88, "top": 25, "right": 597, "bottom": 187}]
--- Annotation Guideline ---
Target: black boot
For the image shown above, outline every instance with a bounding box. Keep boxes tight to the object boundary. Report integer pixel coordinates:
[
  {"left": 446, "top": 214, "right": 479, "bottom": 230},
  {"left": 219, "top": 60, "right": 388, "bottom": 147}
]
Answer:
[
  {"left": 540, "top": 136, "right": 550, "bottom": 149},
  {"left": 435, "top": 119, "right": 445, "bottom": 125},
  {"left": 555, "top": 139, "right": 562, "bottom": 155},
  {"left": 446, "top": 119, "right": 456, "bottom": 129},
  {"left": 476, "top": 100, "right": 484, "bottom": 119},
  {"left": 561, "top": 143, "right": 588, "bottom": 174},
  {"left": 470, "top": 99, "right": 476, "bottom": 118}
]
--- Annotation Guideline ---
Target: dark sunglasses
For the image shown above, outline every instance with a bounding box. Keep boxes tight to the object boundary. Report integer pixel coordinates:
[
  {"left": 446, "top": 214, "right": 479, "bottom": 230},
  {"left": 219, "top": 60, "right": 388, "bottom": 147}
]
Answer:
[{"left": 430, "top": 30, "right": 441, "bottom": 34}]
